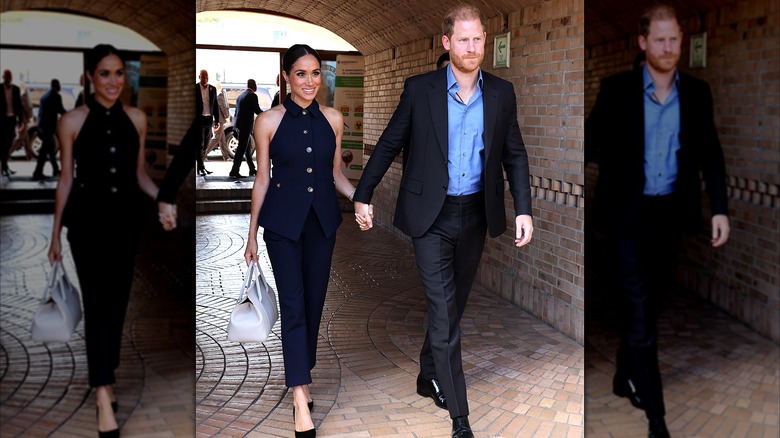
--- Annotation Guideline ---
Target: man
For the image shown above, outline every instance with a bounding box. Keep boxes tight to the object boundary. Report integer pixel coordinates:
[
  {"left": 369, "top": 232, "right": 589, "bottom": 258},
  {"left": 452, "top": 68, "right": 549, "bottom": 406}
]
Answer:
[
  {"left": 32, "top": 79, "right": 67, "bottom": 180},
  {"left": 585, "top": 4, "right": 729, "bottom": 438},
  {"left": 195, "top": 69, "right": 219, "bottom": 176},
  {"left": 1, "top": 69, "right": 24, "bottom": 177},
  {"left": 229, "top": 79, "right": 262, "bottom": 178},
  {"left": 353, "top": 4, "right": 533, "bottom": 437}
]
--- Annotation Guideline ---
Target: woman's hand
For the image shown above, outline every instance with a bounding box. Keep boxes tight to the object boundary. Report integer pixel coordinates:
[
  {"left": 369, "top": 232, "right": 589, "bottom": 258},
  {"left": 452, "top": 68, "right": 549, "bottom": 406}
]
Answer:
[
  {"left": 48, "top": 237, "right": 62, "bottom": 265},
  {"left": 244, "top": 238, "right": 258, "bottom": 266}
]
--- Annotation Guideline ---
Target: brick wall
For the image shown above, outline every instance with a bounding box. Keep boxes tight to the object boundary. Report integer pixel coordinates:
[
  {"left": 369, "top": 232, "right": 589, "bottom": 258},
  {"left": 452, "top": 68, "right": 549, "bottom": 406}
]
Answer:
[
  {"left": 362, "top": 0, "right": 585, "bottom": 343},
  {"left": 584, "top": 0, "right": 780, "bottom": 342}
]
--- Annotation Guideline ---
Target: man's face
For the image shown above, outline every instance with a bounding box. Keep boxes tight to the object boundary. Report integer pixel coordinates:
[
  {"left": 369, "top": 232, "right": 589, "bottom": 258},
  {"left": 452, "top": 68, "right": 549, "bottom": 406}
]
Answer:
[
  {"left": 442, "top": 19, "right": 485, "bottom": 74},
  {"left": 199, "top": 70, "right": 209, "bottom": 87},
  {"left": 638, "top": 18, "right": 682, "bottom": 75}
]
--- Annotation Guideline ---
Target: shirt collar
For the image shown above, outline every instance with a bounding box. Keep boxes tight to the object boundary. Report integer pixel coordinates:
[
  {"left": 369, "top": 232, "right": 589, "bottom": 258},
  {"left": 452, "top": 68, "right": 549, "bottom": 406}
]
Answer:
[
  {"left": 446, "top": 64, "right": 483, "bottom": 92},
  {"left": 642, "top": 64, "right": 679, "bottom": 92},
  {"left": 282, "top": 94, "right": 322, "bottom": 118}
]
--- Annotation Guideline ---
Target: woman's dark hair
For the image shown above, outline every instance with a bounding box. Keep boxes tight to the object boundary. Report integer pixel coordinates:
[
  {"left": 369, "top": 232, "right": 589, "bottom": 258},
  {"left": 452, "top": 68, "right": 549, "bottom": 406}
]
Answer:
[
  {"left": 282, "top": 44, "right": 321, "bottom": 74},
  {"left": 85, "top": 44, "right": 125, "bottom": 74}
]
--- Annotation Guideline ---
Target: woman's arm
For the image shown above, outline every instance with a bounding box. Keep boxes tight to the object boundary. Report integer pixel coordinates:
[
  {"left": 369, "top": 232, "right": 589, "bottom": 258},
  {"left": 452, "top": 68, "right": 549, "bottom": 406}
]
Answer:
[
  {"left": 128, "top": 106, "right": 159, "bottom": 200},
  {"left": 48, "top": 108, "right": 85, "bottom": 263}
]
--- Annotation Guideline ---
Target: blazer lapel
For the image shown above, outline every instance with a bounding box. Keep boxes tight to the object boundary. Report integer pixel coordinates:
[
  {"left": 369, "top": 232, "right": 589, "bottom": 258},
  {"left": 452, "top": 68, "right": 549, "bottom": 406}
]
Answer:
[
  {"left": 427, "top": 69, "right": 449, "bottom": 160},
  {"left": 482, "top": 74, "right": 498, "bottom": 165}
]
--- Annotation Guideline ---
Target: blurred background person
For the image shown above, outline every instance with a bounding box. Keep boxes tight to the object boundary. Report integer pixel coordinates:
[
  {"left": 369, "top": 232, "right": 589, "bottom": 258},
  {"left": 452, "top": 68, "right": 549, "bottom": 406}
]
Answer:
[
  {"left": 1, "top": 68, "right": 25, "bottom": 177},
  {"left": 204, "top": 80, "right": 231, "bottom": 161},
  {"left": 32, "top": 78, "right": 67, "bottom": 180}
]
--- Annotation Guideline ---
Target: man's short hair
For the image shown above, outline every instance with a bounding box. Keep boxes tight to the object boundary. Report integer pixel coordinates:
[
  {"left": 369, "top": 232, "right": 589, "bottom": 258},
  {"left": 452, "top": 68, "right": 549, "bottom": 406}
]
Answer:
[
  {"left": 442, "top": 3, "right": 485, "bottom": 37},
  {"left": 639, "top": 4, "right": 679, "bottom": 36},
  {"left": 247, "top": 79, "right": 257, "bottom": 91},
  {"left": 436, "top": 52, "right": 450, "bottom": 69},
  {"left": 51, "top": 79, "right": 60, "bottom": 91}
]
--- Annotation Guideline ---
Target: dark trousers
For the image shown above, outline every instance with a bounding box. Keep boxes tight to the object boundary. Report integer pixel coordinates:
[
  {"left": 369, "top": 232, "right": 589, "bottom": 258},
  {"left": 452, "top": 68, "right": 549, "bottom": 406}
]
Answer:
[
  {"left": 33, "top": 130, "right": 59, "bottom": 176},
  {"left": 1, "top": 116, "right": 16, "bottom": 172},
  {"left": 230, "top": 127, "right": 255, "bottom": 175},
  {"left": 263, "top": 207, "right": 336, "bottom": 387},
  {"left": 412, "top": 192, "right": 487, "bottom": 419},
  {"left": 67, "top": 223, "right": 139, "bottom": 388},
  {"left": 612, "top": 194, "right": 682, "bottom": 420},
  {"left": 196, "top": 116, "right": 212, "bottom": 171}
]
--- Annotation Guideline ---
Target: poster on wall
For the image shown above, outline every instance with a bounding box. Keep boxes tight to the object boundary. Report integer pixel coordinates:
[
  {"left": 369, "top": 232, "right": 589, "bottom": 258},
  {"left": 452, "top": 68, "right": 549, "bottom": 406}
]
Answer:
[
  {"left": 137, "top": 54, "right": 168, "bottom": 180},
  {"left": 333, "top": 54, "right": 364, "bottom": 180}
]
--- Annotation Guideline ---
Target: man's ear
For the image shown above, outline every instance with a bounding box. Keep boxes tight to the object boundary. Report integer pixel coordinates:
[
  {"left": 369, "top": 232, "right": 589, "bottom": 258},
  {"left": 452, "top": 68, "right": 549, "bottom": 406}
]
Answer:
[
  {"left": 442, "top": 35, "right": 451, "bottom": 51},
  {"left": 638, "top": 35, "right": 647, "bottom": 51}
]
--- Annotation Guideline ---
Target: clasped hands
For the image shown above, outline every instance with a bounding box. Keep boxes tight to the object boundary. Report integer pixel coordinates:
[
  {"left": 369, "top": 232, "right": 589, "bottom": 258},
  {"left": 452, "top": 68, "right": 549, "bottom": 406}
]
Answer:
[
  {"left": 158, "top": 202, "right": 177, "bottom": 231},
  {"left": 354, "top": 201, "right": 374, "bottom": 231}
]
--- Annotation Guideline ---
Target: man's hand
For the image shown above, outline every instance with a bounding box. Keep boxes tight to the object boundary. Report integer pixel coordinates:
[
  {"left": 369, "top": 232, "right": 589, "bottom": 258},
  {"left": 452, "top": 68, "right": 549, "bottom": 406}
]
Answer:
[
  {"left": 515, "top": 214, "right": 533, "bottom": 248},
  {"left": 354, "top": 201, "right": 373, "bottom": 231},
  {"left": 711, "top": 214, "right": 730, "bottom": 247}
]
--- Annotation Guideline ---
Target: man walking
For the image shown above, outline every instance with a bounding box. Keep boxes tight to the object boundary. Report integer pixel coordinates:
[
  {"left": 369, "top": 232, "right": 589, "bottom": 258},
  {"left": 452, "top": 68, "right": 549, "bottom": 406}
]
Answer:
[
  {"left": 1, "top": 69, "right": 24, "bottom": 177},
  {"left": 585, "top": 4, "right": 729, "bottom": 437},
  {"left": 353, "top": 4, "right": 533, "bottom": 437},
  {"left": 229, "top": 79, "right": 261, "bottom": 179},
  {"left": 32, "top": 78, "right": 67, "bottom": 180},
  {"left": 196, "top": 69, "right": 219, "bottom": 176}
]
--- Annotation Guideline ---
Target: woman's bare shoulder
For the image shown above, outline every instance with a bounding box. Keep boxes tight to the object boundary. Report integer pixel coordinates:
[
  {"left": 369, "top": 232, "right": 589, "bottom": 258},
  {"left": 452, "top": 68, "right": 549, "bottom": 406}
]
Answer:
[
  {"left": 257, "top": 105, "right": 285, "bottom": 128},
  {"left": 59, "top": 106, "right": 89, "bottom": 132}
]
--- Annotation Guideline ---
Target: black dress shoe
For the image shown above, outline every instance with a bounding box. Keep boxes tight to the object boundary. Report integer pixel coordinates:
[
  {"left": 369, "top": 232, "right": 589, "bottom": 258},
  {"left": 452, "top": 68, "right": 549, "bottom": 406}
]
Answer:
[
  {"left": 32, "top": 173, "right": 47, "bottom": 181},
  {"left": 249, "top": 169, "right": 257, "bottom": 176},
  {"left": 416, "top": 375, "right": 447, "bottom": 409},
  {"left": 613, "top": 375, "right": 644, "bottom": 410},
  {"left": 451, "top": 416, "right": 473, "bottom": 438},
  {"left": 203, "top": 168, "right": 213, "bottom": 174},
  {"left": 1, "top": 169, "right": 13, "bottom": 177},
  {"left": 293, "top": 406, "right": 316, "bottom": 437},
  {"left": 229, "top": 173, "right": 246, "bottom": 179},
  {"left": 648, "top": 416, "right": 670, "bottom": 438}
]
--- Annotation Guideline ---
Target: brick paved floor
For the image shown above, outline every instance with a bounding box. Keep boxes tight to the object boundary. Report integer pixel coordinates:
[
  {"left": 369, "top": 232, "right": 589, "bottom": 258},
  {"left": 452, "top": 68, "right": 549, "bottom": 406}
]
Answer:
[
  {"left": 1, "top": 214, "right": 195, "bottom": 437},
  {"left": 195, "top": 213, "right": 584, "bottom": 438},
  {"left": 585, "top": 271, "right": 780, "bottom": 438}
]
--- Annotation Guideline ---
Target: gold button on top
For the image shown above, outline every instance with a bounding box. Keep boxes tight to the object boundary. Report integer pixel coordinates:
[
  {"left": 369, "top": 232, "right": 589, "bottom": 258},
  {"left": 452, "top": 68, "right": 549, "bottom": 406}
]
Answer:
[
  {"left": 306, "top": 147, "right": 312, "bottom": 153},
  {"left": 307, "top": 187, "right": 314, "bottom": 193},
  {"left": 306, "top": 167, "right": 313, "bottom": 173},
  {"left": 110, "top": 187, "right": 118, "bottom": 193},
  {"left": 110, "top": 167, "right": 117, "bottom": 174},
  {"left": 109, "top": 147, "right": 116, "bottom": 153},
  {"left": 276, "top": 182, "right": 281, "bottom": 188},
  {"left": 107, "top": 129, "right": 112, "bottom": 135},
  {"left": 303, "top": 129, "right": 308, "bottom": 134},
  {"left": 302, "top": 110, "right": 307, "bottom": 115}
]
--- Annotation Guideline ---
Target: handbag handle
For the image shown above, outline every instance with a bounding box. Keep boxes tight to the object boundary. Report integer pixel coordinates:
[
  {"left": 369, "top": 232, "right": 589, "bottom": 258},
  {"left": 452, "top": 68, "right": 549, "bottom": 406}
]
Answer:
[
  {"left": 235, "top": 260, "right": 263, "bottom": 304},
  {"left": 42, "top": 261, "right": 63, "bottom": 301}
]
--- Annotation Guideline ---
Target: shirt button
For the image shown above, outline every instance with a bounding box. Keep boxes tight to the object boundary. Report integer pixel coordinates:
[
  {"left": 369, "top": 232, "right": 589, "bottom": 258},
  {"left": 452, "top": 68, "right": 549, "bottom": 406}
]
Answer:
[
  {"left": 106, "top": 110, "right": 111, "bottom": 116},
  {"left": 109, "top": 147, "right": 116, "bottom": 153},
  {"left": 306, "top": 147, "right": 312, "bottom": 153},
  {"left": 110, "top": 187, "right": 118, "bottom": 193},
  {"left": 109, "top": 167, "right": 117, "bottom": 174},
  {"left": 302, "top": 110, "right": 307, "bottom": 115},
  {"left": 462, "top": 173, "right": 466, "bottom": 177},
  {"left": 276, "top": 182, "right": 281, "bottom": 188},
  {"left": 303, "top": 129, "right": 308, "bottom": 134},
  {"left": 107, "top": 129, "right": 112, "bottom": 135},
  {"left": 307, "top": 187, "right": 314, "bottom": 193},
  {"left": 306, "top": 167, "right": 313, "bottom": 173}
]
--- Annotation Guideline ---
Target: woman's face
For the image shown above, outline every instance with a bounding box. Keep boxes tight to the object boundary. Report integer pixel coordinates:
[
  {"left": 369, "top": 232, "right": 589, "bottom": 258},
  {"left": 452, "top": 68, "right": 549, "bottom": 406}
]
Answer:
[
  {"left": 283, "top": 54, "right": 321, "bottom": 106},
  {"left": 88, "top": 54, "right": 125, "bottom": 106}
]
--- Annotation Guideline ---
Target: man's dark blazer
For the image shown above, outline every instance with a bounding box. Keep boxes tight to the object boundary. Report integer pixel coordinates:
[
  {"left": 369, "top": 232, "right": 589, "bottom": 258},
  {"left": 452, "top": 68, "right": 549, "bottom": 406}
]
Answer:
[
  {"left": 585, "top": 69, "right": 728, "bottom": 235},
  {"left": 354, "top": 67, "right": 532, "bottom": 239},
  {"left": 1, "top": 84, "right": 24, "bottom": 124},
  {"left": 195, "top": 83, "right": 219, "bottom": 124},
  {"left": 234, "top": 88, "right": 261, "bottom": 134},
  {"left": 38, "top": 89, "right": 66, "bottom": 133}
]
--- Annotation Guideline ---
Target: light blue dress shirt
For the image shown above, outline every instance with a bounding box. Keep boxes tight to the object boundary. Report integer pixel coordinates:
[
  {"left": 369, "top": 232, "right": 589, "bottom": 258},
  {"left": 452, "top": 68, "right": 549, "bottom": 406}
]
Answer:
[
  {"left": 446, "top": 65, "right": 485, "bottom": 196},
  {"left": 643, "top": 65, "right": 681, "bottom": 196}
]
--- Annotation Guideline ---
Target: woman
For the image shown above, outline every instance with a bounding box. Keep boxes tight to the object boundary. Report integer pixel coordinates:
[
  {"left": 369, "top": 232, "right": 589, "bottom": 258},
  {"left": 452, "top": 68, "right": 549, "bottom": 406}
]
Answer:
[
  {"left": 48, "top": 44, "right": 159, "bottom": 438},
  {"left": 244, "top": 44, "right": 371, "bottom": 437}
]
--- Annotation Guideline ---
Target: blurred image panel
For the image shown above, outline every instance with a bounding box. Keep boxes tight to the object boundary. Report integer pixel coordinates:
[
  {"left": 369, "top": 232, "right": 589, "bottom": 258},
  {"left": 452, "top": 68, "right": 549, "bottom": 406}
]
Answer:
[{"left": 0, "top": 1, "right": 195, "bottom": 437}]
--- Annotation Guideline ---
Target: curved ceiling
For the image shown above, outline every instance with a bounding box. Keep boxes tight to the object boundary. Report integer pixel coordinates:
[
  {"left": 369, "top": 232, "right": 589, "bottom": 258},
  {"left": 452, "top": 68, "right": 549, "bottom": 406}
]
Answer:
[
  {"left": 196, "top": 0, "right": 539, "bottom": 55},
  {"left": 1, "top": 0, "right": 193, "bottom": 56}
]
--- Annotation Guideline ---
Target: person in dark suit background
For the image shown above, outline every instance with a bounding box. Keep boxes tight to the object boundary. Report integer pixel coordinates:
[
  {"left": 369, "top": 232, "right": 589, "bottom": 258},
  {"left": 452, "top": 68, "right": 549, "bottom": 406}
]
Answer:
[
  {"left": 32, "top": 78, "right": 67, "bottom": 180},
  {"left": 585, "top": 4, "right": 729, "bottom": 438},
  {"left": 1, "top": 69, "right": 24, "bottom": 177},
  {"left": 195, "top": 69, "right": 219, "bottom": 176},
  {"left": 229, "top": 78, "right": 262, "bottom": 178},
  {"left": 353, "top": 4, "right": 534, "bottom": 437}
]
